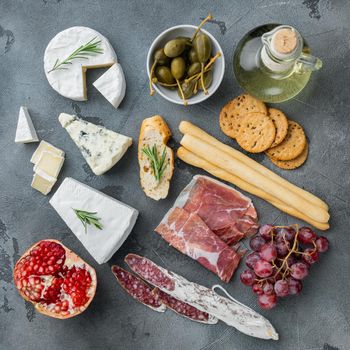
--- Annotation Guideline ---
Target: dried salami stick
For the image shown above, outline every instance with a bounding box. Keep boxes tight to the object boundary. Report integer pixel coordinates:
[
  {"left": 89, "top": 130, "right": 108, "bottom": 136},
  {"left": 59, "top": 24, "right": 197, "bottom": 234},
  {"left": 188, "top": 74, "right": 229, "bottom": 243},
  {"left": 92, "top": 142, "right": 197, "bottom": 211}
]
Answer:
[
  {"left": 125, "top": 254, "right": 278, "bottom": 340},
  {"left": 111, "top": 265, "right": 166, "bottom": 312},
  {"left": 154, "top": 288, "right": 218, "bottom": 324}
]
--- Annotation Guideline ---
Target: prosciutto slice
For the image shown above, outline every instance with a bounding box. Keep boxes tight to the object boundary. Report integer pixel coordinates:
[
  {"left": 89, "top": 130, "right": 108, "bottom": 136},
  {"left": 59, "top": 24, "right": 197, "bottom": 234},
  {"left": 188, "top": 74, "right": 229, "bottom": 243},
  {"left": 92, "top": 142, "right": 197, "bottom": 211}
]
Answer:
[
  {"left": 155, "top": 207, "right": 241, "bottom": 283},
  {"left": 183, "top": 176, "right": 259, "bottom": 244}
]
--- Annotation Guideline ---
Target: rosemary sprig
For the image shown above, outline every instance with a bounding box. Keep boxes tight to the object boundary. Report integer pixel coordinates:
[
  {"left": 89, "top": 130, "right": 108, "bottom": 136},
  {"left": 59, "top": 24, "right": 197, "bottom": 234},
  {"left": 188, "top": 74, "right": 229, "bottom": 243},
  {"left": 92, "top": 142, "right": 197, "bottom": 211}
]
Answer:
[
  {"left": 73, "top": 208, "right": 103, "bottom": 234},
  {"left": 48, "top": 37, "right": 103, "bottom": 73},
  {"left": 142, "top": 144, "right": 168, "bottom": 182}
]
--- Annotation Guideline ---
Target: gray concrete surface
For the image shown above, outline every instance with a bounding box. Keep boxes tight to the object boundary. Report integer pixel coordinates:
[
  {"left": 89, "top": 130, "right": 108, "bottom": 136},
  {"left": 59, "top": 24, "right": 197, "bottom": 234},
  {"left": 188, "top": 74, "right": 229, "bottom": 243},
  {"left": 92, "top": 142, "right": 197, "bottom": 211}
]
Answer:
[{"left": 0, "top": 1, "right": 349, "bottom": 349}]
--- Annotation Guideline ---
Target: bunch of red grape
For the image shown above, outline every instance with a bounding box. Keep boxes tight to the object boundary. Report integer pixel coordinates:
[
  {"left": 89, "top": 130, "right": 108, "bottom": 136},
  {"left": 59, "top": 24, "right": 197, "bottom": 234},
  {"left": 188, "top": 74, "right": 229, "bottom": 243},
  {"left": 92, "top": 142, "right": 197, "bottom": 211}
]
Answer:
[{"left": 240, "top": 224, "right": 329, "bottom": 310}]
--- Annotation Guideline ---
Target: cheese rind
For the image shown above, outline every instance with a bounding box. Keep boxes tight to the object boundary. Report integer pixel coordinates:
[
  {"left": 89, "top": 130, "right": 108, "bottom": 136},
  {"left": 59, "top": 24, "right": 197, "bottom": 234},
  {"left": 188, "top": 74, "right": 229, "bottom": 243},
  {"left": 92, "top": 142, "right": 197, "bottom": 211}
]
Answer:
[
  {"left": 44, "top": 26, "right": 117, "bottom": 101},
  {"left": 93, "top": 63, "right": 126, "bottom": 108},
  {"left": 58, "top": 113, "right": 132, "bottom": 175},
  {"left": 49, "top": 177, "right": 138, "bottom": 264},
  {"left": 31, "top": 140, "right": 65, "bottom": 164},
  {"left": 15, "top": 107, "right": 39, "bottom": 143},
  {"left": 31, "top": 173, "right": 56, "bottom": 195},
  {"left": 34, "top": 151, "right": 65, "bottom": 178}
]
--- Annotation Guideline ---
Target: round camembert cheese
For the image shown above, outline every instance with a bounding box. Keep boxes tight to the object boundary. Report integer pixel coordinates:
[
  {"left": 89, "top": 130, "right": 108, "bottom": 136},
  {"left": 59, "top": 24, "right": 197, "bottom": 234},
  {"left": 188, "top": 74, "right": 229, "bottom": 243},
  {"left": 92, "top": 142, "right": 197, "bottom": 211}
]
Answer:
[{"left": 44, "top": 26, "right": 117, "bottom": 101}]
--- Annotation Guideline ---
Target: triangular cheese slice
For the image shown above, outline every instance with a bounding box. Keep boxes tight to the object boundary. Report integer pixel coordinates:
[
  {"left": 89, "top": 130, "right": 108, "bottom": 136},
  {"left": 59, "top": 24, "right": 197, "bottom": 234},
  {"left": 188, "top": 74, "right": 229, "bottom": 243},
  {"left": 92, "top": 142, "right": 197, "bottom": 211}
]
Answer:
[
  {"left": 93, "top": 63, "right": 126, "bottom": 109},
  {"left": 15, "top": 107, "right": 39, "bottom": 143},
  {"left": 58, "top": 113, "right": 132, "bottom": 175}
]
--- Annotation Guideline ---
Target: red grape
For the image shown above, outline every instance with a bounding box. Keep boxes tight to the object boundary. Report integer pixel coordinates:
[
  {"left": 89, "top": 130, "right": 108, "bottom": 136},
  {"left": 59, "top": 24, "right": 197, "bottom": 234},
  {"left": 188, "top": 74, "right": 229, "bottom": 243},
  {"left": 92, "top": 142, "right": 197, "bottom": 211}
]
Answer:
[
  {"left": 287, "top": 277, "right": 302, "bottom": 295},
  {"left": 275, "top": 227, "right": 295, "bottom": 242},
  {"left": 258, "top": 293, "right": 277, "bottom": 309},
  {"left": 240, "top": 269, "right": 256, "bottom": 286},
  {"left": 258, "top": 224, "right": 274, "bottom": 240},
  {"left": 302, "top": 248, "right": 319, "bottom": 264},
  {"left": 274, "top": 280, "right": 289, "bottom": 297},
  {"left": 316, "top": 236, "right": 329, "bottom": 253},
  {"left": 245, "top": 252, "right": 261, "bottom": 269},
  {"left": 254, "top": 260, "right": 273, "bottom": 278},
  {"left": 249, "top": 235, "right": 266, "bottom": 251},
  {"left": 276, "top": 240, "right": 290, "bottom": 257},
  {"left": 298, "top": 227, "right": 317, "bottom": 244},
  {"left": 262, "top": 282, "right": 274, "bottom": 295},
  {"left": 290, "top": 262, "right": 309, "bottom": 280},
  {"left": 252, "top": 283, "right": 263, "bottom": 295},
  {"left": 259, "top": 243, "right": 277, "bottom": 262}
]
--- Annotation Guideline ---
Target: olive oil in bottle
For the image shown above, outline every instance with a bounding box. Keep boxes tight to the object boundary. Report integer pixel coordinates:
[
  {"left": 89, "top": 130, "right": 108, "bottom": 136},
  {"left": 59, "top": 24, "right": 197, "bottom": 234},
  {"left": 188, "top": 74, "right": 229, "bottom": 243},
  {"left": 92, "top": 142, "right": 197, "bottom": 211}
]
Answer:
[{"left": 233, "top": 24, "right": 322, "bottom": 103}]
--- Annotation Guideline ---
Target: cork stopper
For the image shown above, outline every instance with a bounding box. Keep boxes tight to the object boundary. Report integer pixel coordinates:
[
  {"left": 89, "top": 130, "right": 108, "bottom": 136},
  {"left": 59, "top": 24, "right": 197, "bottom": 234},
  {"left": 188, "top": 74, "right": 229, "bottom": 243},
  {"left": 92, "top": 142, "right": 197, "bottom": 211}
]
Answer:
[{"left": 271, "top": 28, "right": 297, "bottom": 55}]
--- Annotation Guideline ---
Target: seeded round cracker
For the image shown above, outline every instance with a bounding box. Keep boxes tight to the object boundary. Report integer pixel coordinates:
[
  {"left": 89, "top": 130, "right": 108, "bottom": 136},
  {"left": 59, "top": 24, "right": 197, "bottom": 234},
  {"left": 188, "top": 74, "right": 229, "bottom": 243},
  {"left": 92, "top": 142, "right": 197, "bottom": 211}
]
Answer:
[
  {"left": 219, "top": 94, "right": 267, "bottom": 139},
  {"left": 235, "top": 112, "right": 276, "bottom": 153},
  {"left": 266, "top": 120, "right": 306, "bottom": 161},
  {"left": 269, "top": 143, "right": 308, "bottom": 170},
  {"left": 268, "top": 108, "right": 288, "bottom": 147}
]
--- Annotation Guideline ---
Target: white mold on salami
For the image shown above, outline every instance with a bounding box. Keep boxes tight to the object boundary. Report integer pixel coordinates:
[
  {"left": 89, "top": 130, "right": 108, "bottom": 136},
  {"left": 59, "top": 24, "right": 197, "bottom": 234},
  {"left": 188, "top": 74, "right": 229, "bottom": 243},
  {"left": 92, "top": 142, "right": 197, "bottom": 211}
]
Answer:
[
  {"left": 111, "top": 265, "right": 166, "bottom": 312},
  {"left": 125, "top": 254, "right": 278, "bottom": 340}
]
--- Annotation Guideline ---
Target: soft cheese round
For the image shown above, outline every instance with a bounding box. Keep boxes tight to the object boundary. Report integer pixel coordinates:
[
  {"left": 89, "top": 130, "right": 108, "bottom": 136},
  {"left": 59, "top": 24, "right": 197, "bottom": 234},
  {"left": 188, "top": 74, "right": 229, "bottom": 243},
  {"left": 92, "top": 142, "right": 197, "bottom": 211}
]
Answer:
[{"left": 44, "top": 27, "right": 117, "bottom": 101}]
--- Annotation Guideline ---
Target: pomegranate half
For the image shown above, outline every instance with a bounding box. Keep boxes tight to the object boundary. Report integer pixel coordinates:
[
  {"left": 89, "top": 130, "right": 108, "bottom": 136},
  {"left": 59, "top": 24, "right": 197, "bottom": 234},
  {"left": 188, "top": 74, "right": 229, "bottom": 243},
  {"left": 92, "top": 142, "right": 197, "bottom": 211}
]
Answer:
[{"left": 13, "top": 239, "right": 97, "bottom": 319}]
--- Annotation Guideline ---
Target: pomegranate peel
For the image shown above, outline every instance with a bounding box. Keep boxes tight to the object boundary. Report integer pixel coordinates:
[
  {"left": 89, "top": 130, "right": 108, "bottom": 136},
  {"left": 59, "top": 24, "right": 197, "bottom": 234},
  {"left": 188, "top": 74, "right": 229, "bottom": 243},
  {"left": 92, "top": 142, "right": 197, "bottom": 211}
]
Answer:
[{"left": 13, "top": 239, "right": 97, "bottom": 319}]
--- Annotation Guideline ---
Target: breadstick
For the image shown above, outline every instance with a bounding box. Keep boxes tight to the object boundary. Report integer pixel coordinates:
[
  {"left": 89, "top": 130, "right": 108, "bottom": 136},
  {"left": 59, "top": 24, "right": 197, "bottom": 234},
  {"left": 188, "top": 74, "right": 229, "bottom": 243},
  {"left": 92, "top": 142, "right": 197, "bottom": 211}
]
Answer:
[
  {"left": 180, "top": 134, "right": 329, "bottom": 224},
  {"left": 177, "top": 147, "right": 329, "bottom": 230},
  {"left": 179, "top": 121, "right": 328, "bottom": 211}
]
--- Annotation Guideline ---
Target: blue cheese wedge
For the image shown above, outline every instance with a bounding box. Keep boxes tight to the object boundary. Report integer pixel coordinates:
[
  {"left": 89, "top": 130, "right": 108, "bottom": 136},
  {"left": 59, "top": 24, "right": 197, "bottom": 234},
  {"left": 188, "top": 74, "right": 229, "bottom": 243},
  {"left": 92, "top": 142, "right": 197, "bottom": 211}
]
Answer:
[
  {"left": 58, "top": 113, "right": 132, "bottom": 175},
  {"left": 15, "top": 107, "right": 39, "bottom": 143},
  {"left": 49, "top": 177, "right": 138, "bottom": 264},
  {"left": 93, "top": 63, "right": 126, "bottom": 108}
]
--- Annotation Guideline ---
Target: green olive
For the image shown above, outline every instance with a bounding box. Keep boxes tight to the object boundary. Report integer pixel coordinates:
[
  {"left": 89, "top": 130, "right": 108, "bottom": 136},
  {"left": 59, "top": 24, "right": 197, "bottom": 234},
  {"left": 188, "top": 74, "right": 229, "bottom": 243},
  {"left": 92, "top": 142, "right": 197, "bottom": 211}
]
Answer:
[
  {"left": 153, "top": 48, "right": 169, "bottom": 65},
  {"left": 193, "top": 33, "right": 212, "bottom": 63},
  {"left": 155, "top": 66, "right": 175, "bottom": 84},
  {"left": 187, "top": 62, "right": 201, "bottom": 77},
  {"left": 178, "top": 80, "right": 196, "bottom": 99},
  {"left": 175, "top": 36, "right": 191, "bottom": 46},
  {"left": 171, "top": 57, "right": 186, "bottom": 80},
  {"left": 198, "top": 70, "right": 213, "bottom": 90},
  {"left": 188, "top": 49, "right": 199, "bottom": 63},
  {"left": 164, "top": 39, "right": 186, "bottom": 58}
]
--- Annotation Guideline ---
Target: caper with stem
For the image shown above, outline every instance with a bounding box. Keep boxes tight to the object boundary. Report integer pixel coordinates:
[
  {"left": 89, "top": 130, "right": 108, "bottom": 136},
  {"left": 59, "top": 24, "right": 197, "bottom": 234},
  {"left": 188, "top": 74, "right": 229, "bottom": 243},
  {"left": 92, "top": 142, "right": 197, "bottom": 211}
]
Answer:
[
  {"left": 149, "top": 48, "right": 170, "bottom": 95},
  {"left": 155, "top": 66, "right": 175, "bottom": 84},
  {"left": 178, "top": 80, "right": 196, "bottom": 99},
  {"left": 191, "top": 13, "right": 213, "bottom": 42},
  {"left": 187, "top": 62, "right": 201, "bottom": 77},
  {"left": 198, "top": 70, "right": 213, "bottom": 91},
  {"left": 164, "top": 39, "right": 186, "bottom": 58},
  {"left": 170, "top": 57, "right": 187, "bottom": 105},
  {"left": 193, "top": 33, "right": 212, "bottom": 95}
]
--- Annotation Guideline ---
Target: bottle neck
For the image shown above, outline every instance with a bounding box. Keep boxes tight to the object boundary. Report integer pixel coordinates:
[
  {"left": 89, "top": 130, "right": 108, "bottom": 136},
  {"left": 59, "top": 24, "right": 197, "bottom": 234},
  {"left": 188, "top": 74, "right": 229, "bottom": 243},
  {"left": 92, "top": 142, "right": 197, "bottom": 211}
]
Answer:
[{"left": 260, "top": 46, "right": 295, "bottom": 73}]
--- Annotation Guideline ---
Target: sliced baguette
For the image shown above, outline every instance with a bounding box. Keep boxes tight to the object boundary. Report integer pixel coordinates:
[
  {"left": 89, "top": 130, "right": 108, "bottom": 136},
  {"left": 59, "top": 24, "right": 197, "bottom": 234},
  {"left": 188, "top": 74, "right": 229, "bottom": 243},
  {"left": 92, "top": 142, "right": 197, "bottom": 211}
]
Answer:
[{"left": 138, "top": 115, "right": 174, "bottom": 200}]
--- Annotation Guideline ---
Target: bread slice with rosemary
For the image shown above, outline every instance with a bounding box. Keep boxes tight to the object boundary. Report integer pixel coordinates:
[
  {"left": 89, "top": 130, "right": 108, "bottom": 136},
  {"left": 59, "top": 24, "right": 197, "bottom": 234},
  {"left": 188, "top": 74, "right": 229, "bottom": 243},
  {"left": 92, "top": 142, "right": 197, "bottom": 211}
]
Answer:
[{"left": 138, "top": 115, "right": 174, "bottom": 200}]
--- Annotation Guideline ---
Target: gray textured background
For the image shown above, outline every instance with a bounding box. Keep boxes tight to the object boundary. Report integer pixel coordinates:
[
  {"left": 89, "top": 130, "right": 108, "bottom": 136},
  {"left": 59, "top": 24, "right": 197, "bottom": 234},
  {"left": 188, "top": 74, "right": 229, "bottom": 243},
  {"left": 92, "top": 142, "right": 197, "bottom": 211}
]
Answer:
[{"left": 0, "top": 0, "right": 349, "bottom": 349}]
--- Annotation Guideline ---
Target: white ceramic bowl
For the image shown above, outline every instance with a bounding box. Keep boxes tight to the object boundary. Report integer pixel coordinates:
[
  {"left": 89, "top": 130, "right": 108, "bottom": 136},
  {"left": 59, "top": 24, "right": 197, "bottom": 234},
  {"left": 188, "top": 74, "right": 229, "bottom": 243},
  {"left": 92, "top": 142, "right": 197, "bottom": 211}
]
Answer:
[{"left": 147, "top": 25, "right": 225, "bottom": 105}]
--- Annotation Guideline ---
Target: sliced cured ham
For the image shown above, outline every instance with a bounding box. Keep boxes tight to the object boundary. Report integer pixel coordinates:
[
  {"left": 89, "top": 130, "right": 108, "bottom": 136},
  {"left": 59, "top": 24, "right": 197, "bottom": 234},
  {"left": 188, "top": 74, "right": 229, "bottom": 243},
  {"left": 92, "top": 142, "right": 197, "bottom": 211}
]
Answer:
[
  {"left": 155, "top": 207, "right": 241, "bottom": 283},
  {"left": 183, "top": 176, "right": 258, "bottom": 244},
  {"left": 125, "top": 254, "right": 278, "bottom": 340}
]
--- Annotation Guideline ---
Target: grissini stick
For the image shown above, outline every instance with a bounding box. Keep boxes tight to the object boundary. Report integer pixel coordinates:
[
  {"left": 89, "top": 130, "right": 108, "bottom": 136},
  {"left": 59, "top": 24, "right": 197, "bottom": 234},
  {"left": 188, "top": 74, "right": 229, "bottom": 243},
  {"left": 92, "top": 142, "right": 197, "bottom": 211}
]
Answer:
[
  {"left": 179, "top": 121, "right": 328, "bottom": 211},
  {"left": 177, "top": 147, "right": 329, "bottom": 230},
  {"left": 180, "top": 134, "right": 329, "bottom": 224}
]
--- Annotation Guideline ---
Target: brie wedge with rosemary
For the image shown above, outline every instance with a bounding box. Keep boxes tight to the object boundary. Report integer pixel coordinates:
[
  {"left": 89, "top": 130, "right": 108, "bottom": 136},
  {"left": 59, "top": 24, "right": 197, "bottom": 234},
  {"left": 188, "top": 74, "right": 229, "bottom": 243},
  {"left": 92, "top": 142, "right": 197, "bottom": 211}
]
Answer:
[
  {"left": 15, "top": 107, "right": 39, "bottom": 143},
  {"left": 59, "top": 113, "right": 132, "bottom": 175},
  {"left": 44, "top": 26, "right": 117, "bottom": 101},
  {"left": 93, "top": 63, "right": 126, "bottom": 108},
  {"left": 50, "top": 177, "right": 139, "bottom": 264}
]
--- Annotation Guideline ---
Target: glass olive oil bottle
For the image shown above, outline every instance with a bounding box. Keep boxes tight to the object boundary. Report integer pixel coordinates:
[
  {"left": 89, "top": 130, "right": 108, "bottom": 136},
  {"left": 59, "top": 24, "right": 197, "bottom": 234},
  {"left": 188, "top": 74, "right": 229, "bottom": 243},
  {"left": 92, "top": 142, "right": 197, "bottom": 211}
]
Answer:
[{"left": 233, "top": 24, "right": 322, "bottom": 103}]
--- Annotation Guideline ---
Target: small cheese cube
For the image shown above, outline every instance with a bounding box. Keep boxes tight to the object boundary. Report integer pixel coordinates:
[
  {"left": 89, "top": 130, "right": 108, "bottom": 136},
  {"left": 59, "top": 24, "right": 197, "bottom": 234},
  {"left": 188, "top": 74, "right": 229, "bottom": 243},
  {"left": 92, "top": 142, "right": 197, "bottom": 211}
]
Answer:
[
  {"left": 31, "top": 173, "right": 56, "bottom": 195},
  {"left": 31, "top": 140, "right": 65, "bottom": 164},
  {"left": 34, "top": 151, "right": 64, "bottom": 178}
]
